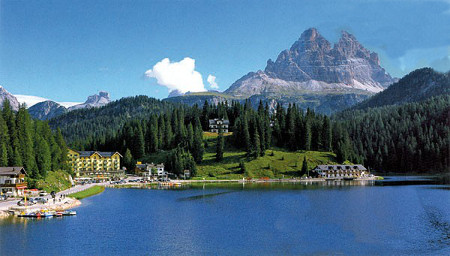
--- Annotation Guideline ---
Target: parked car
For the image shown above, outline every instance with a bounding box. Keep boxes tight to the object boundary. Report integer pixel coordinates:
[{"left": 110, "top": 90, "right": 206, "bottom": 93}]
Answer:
[
  {"left": 33, "top": 197, "right": 48, "bottom": 204},
  {"left": 39, "top": 191, "right": 48, "bottom": 196},
  {"left": 0, "top": 195, "right": 6, "bottom": 201},
  {"left": 17, "top": 199, "right": 35, "bottom": 206}
]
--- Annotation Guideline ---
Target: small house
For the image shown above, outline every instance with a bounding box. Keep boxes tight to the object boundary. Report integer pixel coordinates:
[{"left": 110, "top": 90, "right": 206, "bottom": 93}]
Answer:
[
  {"left": 0, "top": 167, "right": 27, "bottom": 197},
  {"left": 209, "top": 118, "right": 229, "bottom": 133}
]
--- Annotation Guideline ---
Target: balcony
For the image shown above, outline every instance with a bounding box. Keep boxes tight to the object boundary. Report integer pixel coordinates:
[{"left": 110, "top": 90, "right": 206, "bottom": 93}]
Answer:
[{"left": 0, "top": 182, "right": 28, "bottom": 188}]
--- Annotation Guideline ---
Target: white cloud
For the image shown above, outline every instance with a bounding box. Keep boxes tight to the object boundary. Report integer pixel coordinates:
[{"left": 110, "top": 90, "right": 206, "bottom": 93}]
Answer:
[
  {"left": 144, "top": 57, "right": 207, "bottom": 94},
  {"left": 14, "top": 94, "right": 82, "bottom": 108},
  {"left": 207, "top": 75, "right": 219, "bottom": 89}
]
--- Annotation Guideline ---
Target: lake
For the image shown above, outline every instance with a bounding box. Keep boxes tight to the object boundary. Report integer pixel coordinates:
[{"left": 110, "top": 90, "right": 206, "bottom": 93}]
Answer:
[{"left": 1, "top": 177, "right": 450, "bottom": 255}]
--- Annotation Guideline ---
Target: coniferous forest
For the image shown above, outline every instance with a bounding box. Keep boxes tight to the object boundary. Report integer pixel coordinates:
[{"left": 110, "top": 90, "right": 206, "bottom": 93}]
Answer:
[
  {"left": 70, "top": 99, "right": 353, "bottom": 176},
  {"left": 0, "top": 101, "right": 69, "bottom": 180},
  {"left": 337, "top": 94, "right": 450, "bottom": 173}
]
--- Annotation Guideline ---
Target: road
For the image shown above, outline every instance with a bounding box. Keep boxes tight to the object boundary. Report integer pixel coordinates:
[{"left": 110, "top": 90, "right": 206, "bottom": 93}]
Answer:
[{"left": 0, "top": 182, "right": 108, "bottom": 211}]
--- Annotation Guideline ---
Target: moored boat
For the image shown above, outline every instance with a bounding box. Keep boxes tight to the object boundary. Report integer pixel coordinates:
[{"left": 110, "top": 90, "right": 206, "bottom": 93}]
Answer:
[{"left": 63, "top": 210, "right": 77, "bottom": 216}]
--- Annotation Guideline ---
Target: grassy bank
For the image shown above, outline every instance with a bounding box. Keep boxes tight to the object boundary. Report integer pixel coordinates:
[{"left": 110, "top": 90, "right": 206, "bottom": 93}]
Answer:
[{"left": 69, "top": 186, "right": 105, "bottom": 199}]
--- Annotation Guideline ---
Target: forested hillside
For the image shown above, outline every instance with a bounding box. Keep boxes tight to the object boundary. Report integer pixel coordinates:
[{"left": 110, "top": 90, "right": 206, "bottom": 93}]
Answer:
[
  {"left": 49, "top": 96, "right": 178, "bottom": 145},
  {"left": 353, "top": 68, "right": 449, "bottom": 110},
  {"left": 337, "top": 94, "right": 450, "bottom": 173},
  {"left": 0, "top": 101, "right": 68, "bottom": 179},
  {"left": 71, "top": 100, "right": 353, "bottom": 177}
]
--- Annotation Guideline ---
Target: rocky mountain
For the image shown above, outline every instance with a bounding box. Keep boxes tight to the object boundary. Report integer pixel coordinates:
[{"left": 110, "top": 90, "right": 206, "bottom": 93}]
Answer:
[
  {"left": 167, "top": 28, "right": 396, "bottom": 114},
  {"left": 28, "top": 100, "right": 68, "bottom": 120},
  {"left": 28, "top": 91, "right": 112, "bottom": 120},
  {"left": 0, "top": 86, "right": 20, "bottom": 111},
  {"left": 68, "top": 91, "right": 111, "bottom": 111},
  {"left": 226, "top": 28, "right": 395, "bottom": 97},
  {"left": 353, "top": 68, "right": 450, "bottom": 110}
]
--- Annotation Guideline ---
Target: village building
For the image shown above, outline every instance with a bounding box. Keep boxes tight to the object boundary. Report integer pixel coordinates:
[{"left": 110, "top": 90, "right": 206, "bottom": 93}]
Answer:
[
  {"left": 0, "top": 167, "right": 27, "bottom": 197},
  {"left": 67, "top": 149, "right": 124, "bottom": 178},
  {"left": 135, "top": 162, "right": 166, "bottom": 177},
  {"left": 314, "top": 165, "right": 368, "bottom": 179},
  {"left": 209, "top": 118, "right": 229, "bottom": 133}
]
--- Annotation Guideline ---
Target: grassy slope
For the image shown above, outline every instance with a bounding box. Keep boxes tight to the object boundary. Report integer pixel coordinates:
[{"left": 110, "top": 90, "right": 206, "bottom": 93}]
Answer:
[
  {"left": 141, "top": 132, "right": 337, "bottom": 179},
  {"left": 198, "top": 132, "right": 336, "bottom": 179},
  {"left": 34, "top": 170, "right": 73, "bottom": 192},
  {"left": 68, "top": 185, "right": 105, "bottom": 199}
]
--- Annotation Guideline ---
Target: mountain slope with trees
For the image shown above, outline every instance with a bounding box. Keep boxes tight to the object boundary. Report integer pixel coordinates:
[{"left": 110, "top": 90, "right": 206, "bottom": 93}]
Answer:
[
  {"left": 49, "top": 95, "right": 179, "bottom": 145},
  {"left": 337, "top": 94, "right": 450, "bottom": 173},
  {"left": 353, "top": 68, "right": 449, "bottom": 110}
]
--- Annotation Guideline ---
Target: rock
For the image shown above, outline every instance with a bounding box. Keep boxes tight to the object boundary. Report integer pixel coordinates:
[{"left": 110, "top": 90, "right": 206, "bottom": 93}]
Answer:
[
  {"left": 28, "top": 100, "right": 68, "bottom": 120},
  {"left": 225, "top": 28, "right": 395, "bottom": 97},
  {"left": 0, "top": 86, "right": 20, "bottom": 111},
  {"left": 68, "top": 91, "right": 111, "bottom": 111}
]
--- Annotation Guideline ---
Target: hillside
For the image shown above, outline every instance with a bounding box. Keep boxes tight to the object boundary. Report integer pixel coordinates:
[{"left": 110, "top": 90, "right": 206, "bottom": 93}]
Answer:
[
  {"left": 337, "top": 94, "right": 450, "bottom": 173},
  {"left": 142, "top": 132, "right": 337, "bottom": 179},
  {"left": 353, "top": 68, "right": 450, "bottom": 109},
  {"left": 49, "top": 95, "right": 178, "bottom": 144}
]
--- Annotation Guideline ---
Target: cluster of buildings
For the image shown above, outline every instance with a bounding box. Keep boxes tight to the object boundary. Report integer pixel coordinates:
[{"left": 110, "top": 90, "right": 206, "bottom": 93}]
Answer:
[{"left": 314, "top": 165, "right": 368, "bottom": 179}]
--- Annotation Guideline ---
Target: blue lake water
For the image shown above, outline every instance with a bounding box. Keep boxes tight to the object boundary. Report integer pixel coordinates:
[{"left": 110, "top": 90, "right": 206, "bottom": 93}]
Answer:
[{"left": 1, "top": 177, "right": 450, "bottom": 255}]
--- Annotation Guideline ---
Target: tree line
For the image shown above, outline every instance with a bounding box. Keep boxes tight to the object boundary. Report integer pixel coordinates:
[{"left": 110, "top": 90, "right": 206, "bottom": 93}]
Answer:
[{"left": 0, "top": 101, "right": 69, "bottom": 179}]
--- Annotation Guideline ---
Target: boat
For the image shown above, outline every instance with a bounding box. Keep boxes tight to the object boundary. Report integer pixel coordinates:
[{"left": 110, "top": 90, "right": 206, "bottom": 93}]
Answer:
[
  {"left": 18, "top": 212, "right": 37, "bottom": 218},
  {"left": 325, "top": 178, "right": 336, "bottom": 181},
  {"left": 343, "top": 177, "right": 355, "bottom": 181},
  {"left": 56, "top": 211, "right": 63, "bottom": 217},
  {"left": 62, "top": 210, "right": 77, "bottom": 216}
]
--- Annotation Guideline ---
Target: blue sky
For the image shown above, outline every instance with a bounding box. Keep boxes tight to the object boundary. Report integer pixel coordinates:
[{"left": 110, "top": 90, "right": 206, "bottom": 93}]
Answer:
[{"left": 1, "top": 0, "right": 449, "bottom": 103}]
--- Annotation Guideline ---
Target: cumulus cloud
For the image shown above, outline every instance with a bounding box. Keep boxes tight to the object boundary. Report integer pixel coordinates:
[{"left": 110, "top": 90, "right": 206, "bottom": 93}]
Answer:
[
  {"left": 207, "top": 75, "right": 219, "bottom": 89},
  {"left": 144, "top": 57, "right": 207, "bottom": 94}
]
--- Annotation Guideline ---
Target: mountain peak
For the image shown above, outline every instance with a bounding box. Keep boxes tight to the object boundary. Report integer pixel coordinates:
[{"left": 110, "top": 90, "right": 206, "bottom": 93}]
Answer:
[
  {"left": 68, "top": 91, "right": 111, "bottom": 111},
  {"left": 227, "top": 28, "right": 395, "bottom": 97},
  {"left": 299, "top": 27, "right": 320, "bottom": 41},
  {"left": 0, "top": 85, "right": 20, "bottom": 111}
]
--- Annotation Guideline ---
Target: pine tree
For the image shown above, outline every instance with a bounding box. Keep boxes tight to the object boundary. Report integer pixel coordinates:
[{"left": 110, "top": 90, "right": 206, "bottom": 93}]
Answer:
[
  {"left": 35, "top": 135, "right": 51, "bottom": 178},
  {"left": 192, "top": 121, "right": 204, "bottom": 163},
  {"left": 321, "top": 117, "right": 332, "bottom": 151},
  {"left": 216, "top": 131, "right": 224, "bottom": 162},
  {"left": 253, "top": 130, "right": 261, "bottom": 158},
  {"left": 0, "top": 141, "right": 7, "bottom": 166},
  {"left": 123, "top": 148, "right": 134, "bottom": 172},
  {"left": 301, "top": 156, "right": 308, "bottom": 176}
]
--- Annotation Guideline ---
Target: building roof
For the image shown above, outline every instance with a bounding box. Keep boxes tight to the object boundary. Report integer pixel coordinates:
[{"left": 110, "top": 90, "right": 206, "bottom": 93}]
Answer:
[
  {"left": 0, "top": 167, "right": 27, "bottom": 176},
  {"left": 315, "top": 165, "right": 367, "bottom": 171},
  {"left": 73, "top": 150, "right": 123, "bottom": 158},
  {"left": 209, "top": 118, "right": 229, "bottom": 125}
]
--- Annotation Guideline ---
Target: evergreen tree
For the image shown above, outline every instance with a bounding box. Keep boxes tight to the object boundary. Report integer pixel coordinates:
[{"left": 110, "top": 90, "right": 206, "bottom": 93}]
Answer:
[
  {"left": 216, "top": 131, "right": 224, "bottom": 162},
  {"left": 253, "top": 130, "right": 261, "bottom": 158},
  {"left": 301, "top": 156, "right": 308, "bottom": 176},
  {"left": 192, "top": 121, "right": 204, "bottom": 163},
  {"left": 123, "top": 148, "right": 134, "bottom": 172}
]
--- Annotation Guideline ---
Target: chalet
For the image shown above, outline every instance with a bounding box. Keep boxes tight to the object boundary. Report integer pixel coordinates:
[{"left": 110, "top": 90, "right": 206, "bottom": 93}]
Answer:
[
  {"left": 209, "top": 118, "right": 229, "bottom": 133},
  {"left": 314, "top": 165, "right": 368, "bottom": 179},
  {"left": 135, "top": 162, "right": 166, "bottom": 177},
  {"left": 0, "top": 167, "right": 27, "bottom": 197}
]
